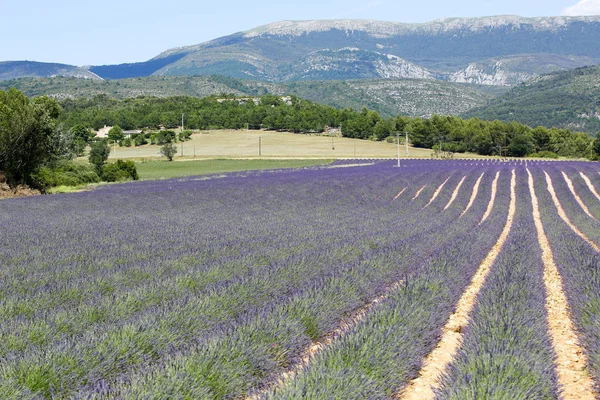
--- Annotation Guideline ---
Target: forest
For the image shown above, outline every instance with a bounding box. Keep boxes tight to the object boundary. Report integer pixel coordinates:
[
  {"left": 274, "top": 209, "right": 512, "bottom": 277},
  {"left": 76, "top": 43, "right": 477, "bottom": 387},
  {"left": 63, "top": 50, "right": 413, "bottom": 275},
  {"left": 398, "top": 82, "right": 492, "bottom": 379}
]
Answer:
[{"left": 58, "top": 93, "right": 597, "bottom": 159}]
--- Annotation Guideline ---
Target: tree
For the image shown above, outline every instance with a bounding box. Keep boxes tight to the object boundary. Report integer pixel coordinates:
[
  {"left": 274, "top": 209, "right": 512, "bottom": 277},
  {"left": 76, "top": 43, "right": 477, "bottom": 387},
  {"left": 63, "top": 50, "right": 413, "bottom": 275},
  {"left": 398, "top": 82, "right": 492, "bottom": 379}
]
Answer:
[
  {"left": 507, "top": 133, "right": 534, "bottom": 157},
  {"left": 89, "top": 140, "right": 110, "bottom": 173},
  {"left": 160, "top": 142, "right": 177, "bottom": 161},
  {"left": 593, "top": 133, "right": 600, "bottom": 160},
  {"left": 73, "top": 138, "right": 87, "bottom": 157},
  {"left": 108, "top": 125, "right": 124, "bottom": 144},
  {"left": 70, "top": 124, "right": 94, "bottom": 143},
  {"left": 0, "top": 88, "right": 63, "bottom": 187}
]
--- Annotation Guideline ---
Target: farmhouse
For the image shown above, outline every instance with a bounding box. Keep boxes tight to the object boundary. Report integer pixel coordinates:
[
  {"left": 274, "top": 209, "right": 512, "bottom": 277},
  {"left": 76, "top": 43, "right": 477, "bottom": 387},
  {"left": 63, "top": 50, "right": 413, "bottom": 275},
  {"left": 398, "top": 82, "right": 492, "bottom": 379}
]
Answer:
[{"left": 96, "top": 125, "right": 111, "bottom": 138}]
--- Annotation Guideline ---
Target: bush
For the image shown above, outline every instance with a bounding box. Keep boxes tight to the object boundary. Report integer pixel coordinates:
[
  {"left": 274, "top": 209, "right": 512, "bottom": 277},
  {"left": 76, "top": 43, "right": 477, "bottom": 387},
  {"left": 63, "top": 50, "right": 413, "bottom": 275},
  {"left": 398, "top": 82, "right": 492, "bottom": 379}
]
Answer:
[
  {"left": 101, "top": 160, "right": 139, "bottom": 182},
  {"left": 179, "top": 130, "right": 193, "bottom": 141},
  {"left": 89, "top": 140, "right": 110, "bottom": 173},
  {"left": 132, "top": 134, "right": 147, "bottom": 146},
  {"left": 123, "top": 138, "right": 132, "bottom": 147},
  {"left": 529, "top": 151, "right": 560, "bottom": 159},
  {"left": 33, "top": 161, "right": 100, "bottom": 189},
  {"left": 160, "top": 143, "right": 177, "bottom": 161}
]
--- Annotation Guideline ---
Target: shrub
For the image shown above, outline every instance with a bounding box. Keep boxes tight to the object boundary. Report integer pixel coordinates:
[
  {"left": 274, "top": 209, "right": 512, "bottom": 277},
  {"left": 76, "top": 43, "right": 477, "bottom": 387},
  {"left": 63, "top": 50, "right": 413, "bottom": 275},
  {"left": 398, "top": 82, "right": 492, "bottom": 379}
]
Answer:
[
  {"left": 89, "top": 140, "right": 110, "bottom": 173},
  {"left": 160, "top": 143, "right": 177, "bottom": 161},
  {"left": 529, "top": 151, "right": 560, "bottom": 159},
  {"left": 179, "top": 130, "right": 193, "bottom": 141},
  {"left": 101, "top": 160, "right": 139, "bottom": 182},
  {"left": 33, "top": 161, "right": 100, "bottom": 189},
  {"left": 132, "top": 134, "right": 147, "bottom": 146}
]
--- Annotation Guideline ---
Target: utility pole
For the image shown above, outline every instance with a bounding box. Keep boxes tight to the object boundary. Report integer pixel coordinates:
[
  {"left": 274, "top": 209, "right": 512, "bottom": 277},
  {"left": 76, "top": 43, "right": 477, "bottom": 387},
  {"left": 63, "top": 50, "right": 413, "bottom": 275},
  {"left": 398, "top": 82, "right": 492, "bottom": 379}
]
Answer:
[
  {"left": 259, "top": 136, "right": 262, "bottom": 156},
  {"left": 396, "top": 133, "right": 401, "bottom": 167},
  {"left": 405, "top": 132, "right": 409, "bottom": 156},
  {"left": 181, "top": 113, "right": 184, "bottom": 131}
]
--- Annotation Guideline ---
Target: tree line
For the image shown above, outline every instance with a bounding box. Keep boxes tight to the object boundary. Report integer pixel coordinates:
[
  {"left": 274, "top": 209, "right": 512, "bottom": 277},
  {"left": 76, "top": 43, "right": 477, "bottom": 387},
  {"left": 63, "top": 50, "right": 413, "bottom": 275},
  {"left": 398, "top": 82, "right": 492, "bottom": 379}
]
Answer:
[
  {"left": 2, "top": 88, "right": 600, "bottom": 189},
  {"left": 0, "top": 89, "right": 137, "bottom": 190},
  {"left": 59, "top": 93, "right": 599, "bottom": 159}
]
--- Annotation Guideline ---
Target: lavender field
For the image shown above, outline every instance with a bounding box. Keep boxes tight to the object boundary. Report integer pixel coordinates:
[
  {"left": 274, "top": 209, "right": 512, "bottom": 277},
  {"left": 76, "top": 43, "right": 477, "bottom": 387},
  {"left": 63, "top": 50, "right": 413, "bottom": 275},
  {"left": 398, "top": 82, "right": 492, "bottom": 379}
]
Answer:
[{"left": 1, "top": 159, "right": 599, "bottom": 399}]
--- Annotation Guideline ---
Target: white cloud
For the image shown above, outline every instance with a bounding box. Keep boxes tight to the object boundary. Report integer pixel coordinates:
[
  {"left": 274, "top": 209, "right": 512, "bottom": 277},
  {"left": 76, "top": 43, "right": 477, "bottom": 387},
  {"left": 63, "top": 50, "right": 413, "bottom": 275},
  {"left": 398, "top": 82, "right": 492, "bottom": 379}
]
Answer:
[{"left": 562, "top": 0, "right": 600, "bottom": 16}]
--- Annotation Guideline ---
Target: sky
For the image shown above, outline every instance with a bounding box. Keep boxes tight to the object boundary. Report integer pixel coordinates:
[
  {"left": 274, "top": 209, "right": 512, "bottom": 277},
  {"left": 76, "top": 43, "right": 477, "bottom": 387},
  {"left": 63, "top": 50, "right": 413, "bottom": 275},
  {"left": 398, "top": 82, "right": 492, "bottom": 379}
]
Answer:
[{"left": 2, "top": 0, "right": 600, "bottom": 66}]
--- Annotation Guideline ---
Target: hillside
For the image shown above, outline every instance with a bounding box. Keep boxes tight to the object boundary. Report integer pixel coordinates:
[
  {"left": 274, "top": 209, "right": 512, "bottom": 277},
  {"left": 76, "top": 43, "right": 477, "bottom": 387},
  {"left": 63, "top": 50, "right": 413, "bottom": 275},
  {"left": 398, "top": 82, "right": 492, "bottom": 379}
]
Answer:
[
  {"left": 87, "top": 16, "right": 600, "bottom": 85},
  {"left": 0, "top": 61, "right": 101, "bottom": 81},
  {"left": 0, "top": 75, "right": 497, "bottom": 118},
  {"left": 463, "top": 65, "right": 600, "bottom": 134}
]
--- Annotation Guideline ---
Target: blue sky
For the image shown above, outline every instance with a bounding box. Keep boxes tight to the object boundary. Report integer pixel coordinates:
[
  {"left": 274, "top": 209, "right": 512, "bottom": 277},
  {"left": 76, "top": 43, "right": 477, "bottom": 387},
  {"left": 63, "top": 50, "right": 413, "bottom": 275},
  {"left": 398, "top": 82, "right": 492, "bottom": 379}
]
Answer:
[{"left": 2, "top": 0, "right": 599, "bottom": 66}]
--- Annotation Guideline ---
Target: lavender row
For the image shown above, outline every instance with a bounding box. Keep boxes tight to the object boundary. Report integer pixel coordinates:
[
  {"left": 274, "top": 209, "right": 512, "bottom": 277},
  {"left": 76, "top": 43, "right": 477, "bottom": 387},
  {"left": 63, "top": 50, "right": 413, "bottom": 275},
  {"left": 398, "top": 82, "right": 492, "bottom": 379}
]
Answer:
[
  {"left": 0, "top": 165, "right": 473, "bottom": 347},
  {"left": 72, "top": 167, "right": 492, "bottom": 398},
  {"left": 0, "top": 162, "right": 491, "bottom": 397},
  {"left": 531, "top": 166, "right": 600, "bottom": 392},
  {"left": 542, "top": 164, "right": 600, "bottom": 245},
  {"left": 437, "top": 169, "right": 559, "bottom": 399},
  {"left": 262, "top": 167, "right": 513, "bottom": 399}
]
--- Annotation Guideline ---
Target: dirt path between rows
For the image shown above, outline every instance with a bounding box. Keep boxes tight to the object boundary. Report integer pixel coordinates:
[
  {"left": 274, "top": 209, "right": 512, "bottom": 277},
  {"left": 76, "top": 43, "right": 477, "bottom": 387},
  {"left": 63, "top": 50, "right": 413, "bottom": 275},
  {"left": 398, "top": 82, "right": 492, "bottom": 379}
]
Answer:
[
  {"left": 580, "top": 172, "right": 600, "bottom": 202},
  {"left": 412, "top": 184, "right": 427, "bottom": 201},
  {"left": 545, "top": 172, "right": 600, "bottom": 253},
  {"left": 246, "top": 280, "right": 406, "bottom": 400},
  {"left": 423, "top": 177, "right": 450, "bottom": 209},
  {"left": 561, "top": 171, "right": 597, "bottom": 221},
  {"left": 528, "top": 169, "right": 596, "bottom": 399},
  {"left": 479, "top": 170, "right": 500, "bottom": 225},
  {"left": 444, "top": 176, "right": 466, "bottom": 210},
  {"left": 459, "top": 172, "right": 484, "bottom": 218},
  {"left": 394, "top": 187, "right": 407, "bottom": 200},
  {"left": 398, "top": 169, "right": 516, "bottom": 400}
]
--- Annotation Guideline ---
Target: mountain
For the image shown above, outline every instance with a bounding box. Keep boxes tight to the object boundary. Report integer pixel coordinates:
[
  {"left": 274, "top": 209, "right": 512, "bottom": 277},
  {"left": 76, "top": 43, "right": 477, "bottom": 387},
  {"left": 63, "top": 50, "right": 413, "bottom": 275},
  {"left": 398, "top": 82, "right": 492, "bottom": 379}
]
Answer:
[
  {"left": 87, "top": 16, "right": 600, "bottom": 85},
  {"left": 447, "top": 54, "right": 598, "bottom": 85},
  {"left": 463, "top": 65, "right": 600, "bottom": 134},
  {"left": 0, "top": 61, "right": 101, "bottom": 81},
  {"left": 3, "top": 16, "right": 600, "bottom": 87},
  {"left": 0, "top": 75, "right": 497, "bottom": 118}
]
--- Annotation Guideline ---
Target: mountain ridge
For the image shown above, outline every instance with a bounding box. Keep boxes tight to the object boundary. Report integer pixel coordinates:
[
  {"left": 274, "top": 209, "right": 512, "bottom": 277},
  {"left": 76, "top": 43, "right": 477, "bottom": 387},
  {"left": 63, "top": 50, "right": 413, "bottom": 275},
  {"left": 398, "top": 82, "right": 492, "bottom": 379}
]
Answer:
[{"left": 3, "top": 15, "right": 600, "bottom": 85}]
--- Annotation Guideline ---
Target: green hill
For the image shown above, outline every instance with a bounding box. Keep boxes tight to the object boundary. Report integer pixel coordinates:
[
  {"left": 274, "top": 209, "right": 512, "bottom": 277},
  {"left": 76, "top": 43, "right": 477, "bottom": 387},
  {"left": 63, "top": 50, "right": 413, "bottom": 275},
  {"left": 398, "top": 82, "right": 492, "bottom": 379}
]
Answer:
[
  {"left": 0, "top": 75, "right": 497, "bottom": 118},
  {"left": 463, "top": 65, "right": 600, "bottom": 134}
]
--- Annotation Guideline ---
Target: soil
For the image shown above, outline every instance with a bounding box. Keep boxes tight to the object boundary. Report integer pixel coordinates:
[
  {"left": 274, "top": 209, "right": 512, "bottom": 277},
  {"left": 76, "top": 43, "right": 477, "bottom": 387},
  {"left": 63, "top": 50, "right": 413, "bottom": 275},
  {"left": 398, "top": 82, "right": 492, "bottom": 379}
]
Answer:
[
  {"left": 444, "top": 176, "right": 466, "bottom": 210},
  {"left": 529, "top": 169, "right": 596, "bottom": 399},
  {"left": 399, "top": 169, "right": 516, "bottom": 400},
  {"left": 459, "top": 172, "right": 484, "bottom": 218},
  {"left": 423, "top": 176, "right": 450, "bottom": 209},
  {"left": 479, "top": 170, "right": 500, "bottom": 225},
  {"left": 545, "top": 172, "right": 600, "bottom": 253},
  {"left": 0, "top": 174, "right": 41, "bottom": 199},
  {"left": 412, "top": 184, "right": 427, "bottom": 200},
  {"left": 561, "top": 171, "right": 596, "bottom": 221},
  {"left": 246, "top": 280, "right": 406, "bottom": 400},
  {"left": 579, "top": 172, "right": 600, "bottom": 202},
  {"left": 394, "top": 187, "right": 407, "bottom": 200}
]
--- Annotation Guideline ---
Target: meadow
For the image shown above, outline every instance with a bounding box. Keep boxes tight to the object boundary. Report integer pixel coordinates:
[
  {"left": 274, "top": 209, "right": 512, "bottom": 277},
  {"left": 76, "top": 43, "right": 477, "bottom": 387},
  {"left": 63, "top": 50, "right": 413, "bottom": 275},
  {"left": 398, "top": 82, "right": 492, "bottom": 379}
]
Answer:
[
  {"left": 108, "top": 130, "right": 452, "bottom": 160},
  {"left": 1, "top": 159, "right": 599, "bottom": 399}
]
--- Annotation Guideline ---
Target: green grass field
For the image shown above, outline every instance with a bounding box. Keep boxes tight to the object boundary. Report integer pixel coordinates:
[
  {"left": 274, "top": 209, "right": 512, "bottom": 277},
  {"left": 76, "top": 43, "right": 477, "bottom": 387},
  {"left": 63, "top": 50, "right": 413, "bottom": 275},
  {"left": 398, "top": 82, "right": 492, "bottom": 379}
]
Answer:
[{"left": 135, "top": 158, "right": 334, "bottom": 180}]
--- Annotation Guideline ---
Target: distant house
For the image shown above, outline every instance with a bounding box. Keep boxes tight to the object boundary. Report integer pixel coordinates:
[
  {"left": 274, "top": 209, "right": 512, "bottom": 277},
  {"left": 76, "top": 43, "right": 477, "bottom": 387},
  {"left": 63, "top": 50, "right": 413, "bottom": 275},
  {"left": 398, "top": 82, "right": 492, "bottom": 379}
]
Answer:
[
  {"left": 96, "top": 125, "right": 112, "bottom": 138},
  {"left": 123, "top": 130, "right": 142, "bottom": 138},
  {"left": 95, "top": 126, "right": 142, "bottom": 139}
]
